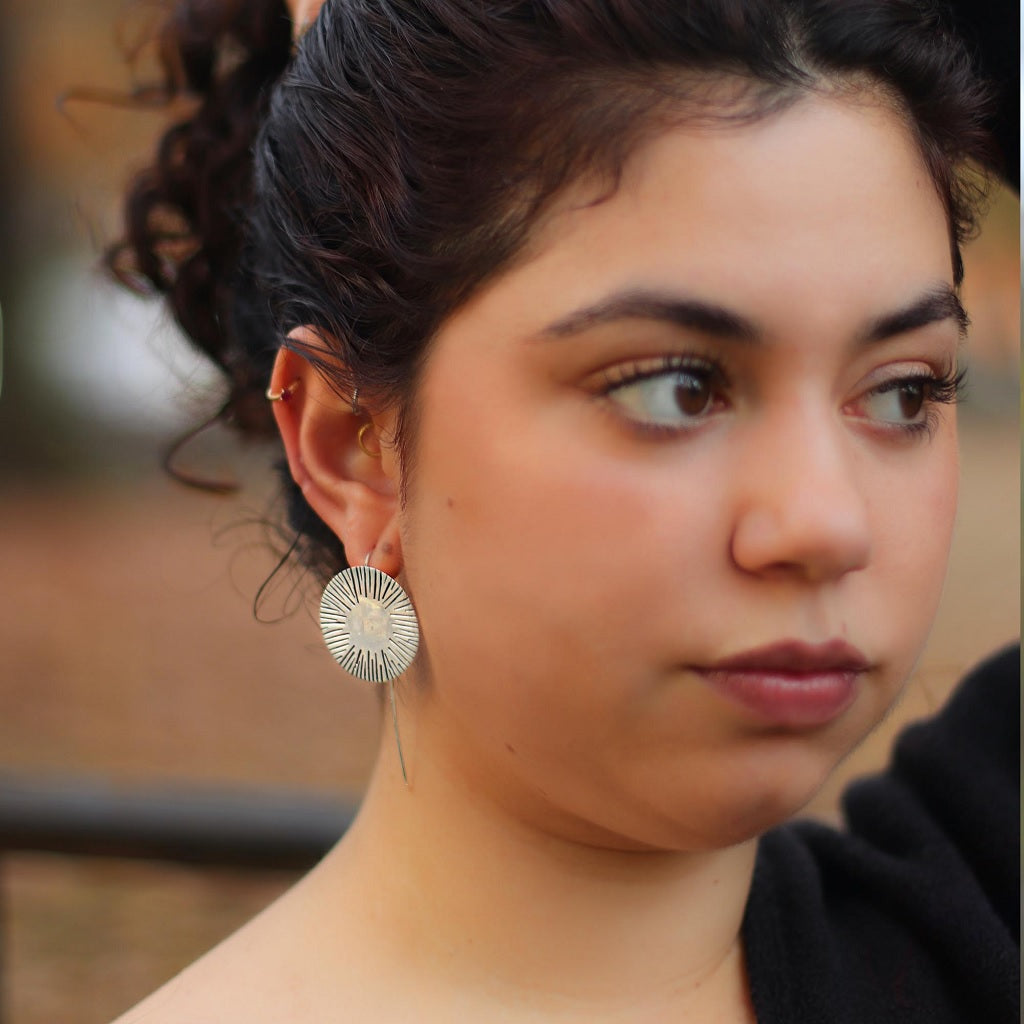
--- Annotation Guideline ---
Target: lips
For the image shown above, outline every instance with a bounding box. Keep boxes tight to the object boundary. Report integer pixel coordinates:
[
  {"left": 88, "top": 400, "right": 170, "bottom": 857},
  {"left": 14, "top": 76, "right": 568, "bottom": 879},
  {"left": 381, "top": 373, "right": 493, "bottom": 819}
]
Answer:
[{"left": 693, "top": 639, "right": 870, "bottom": 727}]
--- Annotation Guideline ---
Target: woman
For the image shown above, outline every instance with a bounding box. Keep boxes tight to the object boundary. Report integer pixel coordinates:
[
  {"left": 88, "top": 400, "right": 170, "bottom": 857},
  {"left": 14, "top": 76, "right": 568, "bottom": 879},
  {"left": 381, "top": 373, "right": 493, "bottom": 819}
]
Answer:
[{"left": 110, "top": 1, "right": 1018, "bottom": 1020}]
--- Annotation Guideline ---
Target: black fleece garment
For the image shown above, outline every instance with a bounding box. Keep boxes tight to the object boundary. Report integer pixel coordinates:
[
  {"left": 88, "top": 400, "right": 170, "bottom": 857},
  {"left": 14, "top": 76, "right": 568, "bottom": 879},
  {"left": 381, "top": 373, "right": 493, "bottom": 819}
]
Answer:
[{"left": 742, "top": 645, "right": 1020, "bottom": 1023}]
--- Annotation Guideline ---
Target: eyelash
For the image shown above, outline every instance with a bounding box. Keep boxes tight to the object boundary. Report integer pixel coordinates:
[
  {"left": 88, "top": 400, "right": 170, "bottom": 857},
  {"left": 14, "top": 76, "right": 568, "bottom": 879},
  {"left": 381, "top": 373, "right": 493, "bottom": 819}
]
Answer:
[
  {"left": 597, "top": 355, "right": 966, "bottom": 438},
  {"left": 858, "top": 365, "right": 966, "bottom": 438},
  {"left": 600, "top": 353, "right": 721, "bottom": 386}
]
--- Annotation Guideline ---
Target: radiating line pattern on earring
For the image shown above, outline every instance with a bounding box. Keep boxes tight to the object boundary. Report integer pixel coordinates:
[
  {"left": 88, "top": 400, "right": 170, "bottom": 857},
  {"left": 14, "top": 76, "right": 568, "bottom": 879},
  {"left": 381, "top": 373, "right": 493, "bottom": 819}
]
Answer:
[{"left": 320, "top": 565, "right": 419, "bottom": 683}]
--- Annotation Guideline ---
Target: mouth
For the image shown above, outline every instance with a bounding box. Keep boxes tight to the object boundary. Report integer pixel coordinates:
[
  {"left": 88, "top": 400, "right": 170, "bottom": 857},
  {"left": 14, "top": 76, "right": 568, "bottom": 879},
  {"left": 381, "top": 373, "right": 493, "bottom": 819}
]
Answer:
[{"left": 692, "top": 639, "right": 870, "bottom": 728}]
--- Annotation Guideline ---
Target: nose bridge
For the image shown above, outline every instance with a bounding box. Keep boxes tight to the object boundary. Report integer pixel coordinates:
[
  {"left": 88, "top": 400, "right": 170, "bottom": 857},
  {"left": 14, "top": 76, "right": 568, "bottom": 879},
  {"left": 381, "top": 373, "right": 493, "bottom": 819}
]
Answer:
[{"left": 730, "top": 397, "right": 871, "bottom": 581}]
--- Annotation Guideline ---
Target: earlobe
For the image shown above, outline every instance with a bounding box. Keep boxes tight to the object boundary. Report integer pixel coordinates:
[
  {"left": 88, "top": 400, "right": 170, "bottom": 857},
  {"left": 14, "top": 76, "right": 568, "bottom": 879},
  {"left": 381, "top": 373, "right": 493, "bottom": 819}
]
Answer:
[{"left": 268, "top": 343, "right": 404, "bottom": 572}]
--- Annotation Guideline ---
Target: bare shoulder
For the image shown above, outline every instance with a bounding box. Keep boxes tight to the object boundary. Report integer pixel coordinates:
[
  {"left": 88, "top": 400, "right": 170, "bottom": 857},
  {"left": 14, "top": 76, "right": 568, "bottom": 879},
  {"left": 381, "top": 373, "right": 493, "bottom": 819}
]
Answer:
[
  {"left": 109, "top": 893, "right": 298, "bottom": 1024},
  {"left": 108, "top": 859, "right": 369, "bottom": 1024}
]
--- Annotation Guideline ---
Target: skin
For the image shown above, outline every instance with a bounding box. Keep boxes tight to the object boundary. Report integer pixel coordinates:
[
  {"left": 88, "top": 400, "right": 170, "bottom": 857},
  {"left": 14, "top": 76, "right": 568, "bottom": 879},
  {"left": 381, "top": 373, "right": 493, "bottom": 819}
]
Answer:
[
  {"left": 117, "top": 92, "right": 961, "bottom": 1023},
  {"left": 287, "top": 0, "right": 325, "bottom": 36}
]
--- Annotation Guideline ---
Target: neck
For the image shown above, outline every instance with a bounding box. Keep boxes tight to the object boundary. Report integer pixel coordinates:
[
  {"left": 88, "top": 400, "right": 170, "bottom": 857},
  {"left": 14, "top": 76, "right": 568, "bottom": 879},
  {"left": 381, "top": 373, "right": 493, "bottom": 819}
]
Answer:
[{"left": 326, "top": 726, "right": 757, "bottom": 1018}]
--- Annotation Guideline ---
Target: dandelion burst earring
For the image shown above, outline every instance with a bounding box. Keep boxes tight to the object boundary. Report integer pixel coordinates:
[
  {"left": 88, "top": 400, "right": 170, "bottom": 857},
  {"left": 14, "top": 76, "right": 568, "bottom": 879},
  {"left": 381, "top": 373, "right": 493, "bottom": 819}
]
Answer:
[{"left": 320, "top": 559, "right": 419, "bottom": 783}]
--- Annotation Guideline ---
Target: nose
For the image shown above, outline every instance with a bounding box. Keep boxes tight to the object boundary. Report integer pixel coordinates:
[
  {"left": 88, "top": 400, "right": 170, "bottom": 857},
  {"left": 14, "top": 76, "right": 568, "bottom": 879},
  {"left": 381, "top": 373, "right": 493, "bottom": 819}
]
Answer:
[{"left": 729, "top": 408, "right": 872, "bottom": 583}]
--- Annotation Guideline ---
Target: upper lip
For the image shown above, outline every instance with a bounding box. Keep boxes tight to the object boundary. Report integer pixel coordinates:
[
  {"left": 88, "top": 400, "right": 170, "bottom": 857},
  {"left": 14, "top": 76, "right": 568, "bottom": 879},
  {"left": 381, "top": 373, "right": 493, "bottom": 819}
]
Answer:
[{"left": 702, "top": 639, "right": 871, "bottom": 673}]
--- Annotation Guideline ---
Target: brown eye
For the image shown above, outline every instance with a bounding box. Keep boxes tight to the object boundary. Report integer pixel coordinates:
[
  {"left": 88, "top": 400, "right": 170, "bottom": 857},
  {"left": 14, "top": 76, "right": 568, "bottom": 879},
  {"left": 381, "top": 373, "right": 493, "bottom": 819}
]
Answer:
[
  {"left": 896, "top": 381, "right": 927, "bottom": 420},
  {"left": 675, "top": 373, "right": 714, "bottom": 416}
]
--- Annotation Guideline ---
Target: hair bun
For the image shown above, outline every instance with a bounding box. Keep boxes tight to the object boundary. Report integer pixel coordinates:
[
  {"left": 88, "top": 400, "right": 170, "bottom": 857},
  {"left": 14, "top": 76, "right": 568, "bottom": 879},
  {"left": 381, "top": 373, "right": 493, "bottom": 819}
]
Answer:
[{"left": 108, "top": 0, "right": 292, "bottom": 440}]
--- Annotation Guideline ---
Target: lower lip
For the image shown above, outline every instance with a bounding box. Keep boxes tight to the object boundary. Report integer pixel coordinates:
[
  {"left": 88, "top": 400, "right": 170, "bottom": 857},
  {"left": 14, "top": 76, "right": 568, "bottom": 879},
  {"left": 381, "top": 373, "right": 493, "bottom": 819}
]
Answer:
[{"left": 697, "top": 669, "right": 859, "bottom": 727}]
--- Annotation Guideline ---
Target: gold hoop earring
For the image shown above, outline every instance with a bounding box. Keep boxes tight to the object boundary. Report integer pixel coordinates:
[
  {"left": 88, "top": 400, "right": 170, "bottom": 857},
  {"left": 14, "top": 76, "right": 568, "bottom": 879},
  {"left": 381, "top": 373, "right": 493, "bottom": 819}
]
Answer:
[{"left": 357, "top": 422, "right": 381, "bottom": 458}]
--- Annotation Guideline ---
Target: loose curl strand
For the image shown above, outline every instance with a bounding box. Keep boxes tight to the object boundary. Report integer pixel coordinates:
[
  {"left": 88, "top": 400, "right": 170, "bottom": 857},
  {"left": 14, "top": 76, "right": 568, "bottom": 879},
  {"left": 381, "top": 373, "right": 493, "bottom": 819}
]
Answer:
[{"left": 107, "top": 0, "right": 293, "bottom": 441}]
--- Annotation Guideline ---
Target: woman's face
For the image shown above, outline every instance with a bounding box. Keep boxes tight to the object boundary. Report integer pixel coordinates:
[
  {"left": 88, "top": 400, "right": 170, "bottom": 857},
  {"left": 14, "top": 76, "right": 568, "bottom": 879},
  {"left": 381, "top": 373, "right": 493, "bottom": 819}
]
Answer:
[{"left": 399, "top": 93, "right": 960, "bottom": 850}]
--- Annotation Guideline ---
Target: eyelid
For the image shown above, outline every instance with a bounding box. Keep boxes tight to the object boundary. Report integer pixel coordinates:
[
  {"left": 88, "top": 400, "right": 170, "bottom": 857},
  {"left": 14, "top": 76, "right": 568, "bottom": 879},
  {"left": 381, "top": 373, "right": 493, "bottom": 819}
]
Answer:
[
  {"left": 593, "top": 352, "right": 726, "bottom": 391},
  {"left": 854, "top": 355, "right": 955, "bottom": 386}
]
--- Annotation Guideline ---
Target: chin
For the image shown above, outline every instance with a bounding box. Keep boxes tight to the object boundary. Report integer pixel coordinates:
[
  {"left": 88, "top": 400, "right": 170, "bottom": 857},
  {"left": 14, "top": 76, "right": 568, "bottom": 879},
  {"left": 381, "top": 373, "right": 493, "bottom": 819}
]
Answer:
[
  {"left": 719, "top": 787, "right": 824, "bottom": 844},
  {"left": 638, "top": 746, "right": 851, "bottom": 852}
]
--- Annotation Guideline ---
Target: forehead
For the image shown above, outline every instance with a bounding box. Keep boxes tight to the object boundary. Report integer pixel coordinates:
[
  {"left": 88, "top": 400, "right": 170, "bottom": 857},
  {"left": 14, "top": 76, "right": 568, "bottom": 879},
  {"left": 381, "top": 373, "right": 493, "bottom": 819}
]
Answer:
[{"left": 462, "top": 92, "right": 951, "bottom": 343}]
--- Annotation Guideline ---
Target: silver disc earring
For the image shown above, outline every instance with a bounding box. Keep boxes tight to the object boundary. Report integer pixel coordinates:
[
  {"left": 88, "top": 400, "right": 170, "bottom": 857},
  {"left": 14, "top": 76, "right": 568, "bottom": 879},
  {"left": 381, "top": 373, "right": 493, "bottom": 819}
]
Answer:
[
  {"left": 320, "top": 563, "right": 419, "bottom": 782},
  {"left": 320, "top": 564, "right": 419, "bottom": 682}
]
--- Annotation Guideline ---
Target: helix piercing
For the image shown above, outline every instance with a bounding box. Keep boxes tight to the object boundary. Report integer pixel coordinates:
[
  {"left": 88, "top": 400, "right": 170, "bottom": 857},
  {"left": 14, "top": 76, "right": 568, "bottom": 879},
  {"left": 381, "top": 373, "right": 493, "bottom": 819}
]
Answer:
[{"left": 266, "top": 379, "right": 300, "bottom": 402}]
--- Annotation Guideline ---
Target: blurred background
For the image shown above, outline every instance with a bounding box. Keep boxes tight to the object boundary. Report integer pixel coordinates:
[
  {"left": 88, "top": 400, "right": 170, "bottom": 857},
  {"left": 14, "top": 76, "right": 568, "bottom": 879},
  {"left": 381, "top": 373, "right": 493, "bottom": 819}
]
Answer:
[{"left": 0, "top": 3, "right": 1018, "bottom": 1022}]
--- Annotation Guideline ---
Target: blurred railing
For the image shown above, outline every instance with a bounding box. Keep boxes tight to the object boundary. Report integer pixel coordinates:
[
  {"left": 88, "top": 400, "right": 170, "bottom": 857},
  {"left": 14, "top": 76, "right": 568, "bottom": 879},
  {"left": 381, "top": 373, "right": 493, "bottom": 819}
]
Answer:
[{"left": 0, "top": 774, "right": 355, "bottom": 1023}]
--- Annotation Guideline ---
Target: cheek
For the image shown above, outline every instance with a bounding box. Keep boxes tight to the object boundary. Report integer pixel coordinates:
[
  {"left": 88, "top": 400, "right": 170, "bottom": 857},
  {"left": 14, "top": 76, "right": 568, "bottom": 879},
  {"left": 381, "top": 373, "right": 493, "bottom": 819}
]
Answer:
[
  {"left": 406, "top": 424, "right": 680, "bottom": 692},
  {"left": 877, "top": 437, "right": 957, "bottom": 601},
  {"left": 400, "top": 363, "right": 728, "bottom": 766},
  {"left": 853, "top": 431, "right": 958, "bottom": 696}
]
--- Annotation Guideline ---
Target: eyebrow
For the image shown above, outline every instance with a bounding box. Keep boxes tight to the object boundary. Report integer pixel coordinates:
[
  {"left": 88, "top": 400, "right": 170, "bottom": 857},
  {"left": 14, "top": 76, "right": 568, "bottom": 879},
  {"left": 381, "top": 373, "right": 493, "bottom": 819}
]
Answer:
[
  {"left": 861, "top": 285, "right": 969, "bottom": 342},
  {"left": 541, "top": 291, "right": 759, "bottom": 342},
  {"left": 538, "top": 284, "right": 968, "bottom": 344}
]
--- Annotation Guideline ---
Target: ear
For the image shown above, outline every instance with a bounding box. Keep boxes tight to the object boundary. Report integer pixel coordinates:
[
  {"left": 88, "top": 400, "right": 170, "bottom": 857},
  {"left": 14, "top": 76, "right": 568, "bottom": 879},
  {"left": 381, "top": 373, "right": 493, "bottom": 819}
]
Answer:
[{"left": 269, "top": 337, "right": 404, "bottom": 576}]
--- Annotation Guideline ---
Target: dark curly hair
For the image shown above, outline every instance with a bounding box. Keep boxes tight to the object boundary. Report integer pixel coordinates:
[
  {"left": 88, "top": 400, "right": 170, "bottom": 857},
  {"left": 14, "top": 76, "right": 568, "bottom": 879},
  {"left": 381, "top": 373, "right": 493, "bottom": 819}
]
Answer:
[{"left": 108, "top": 0, "right": 995, "bottom": 582}]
